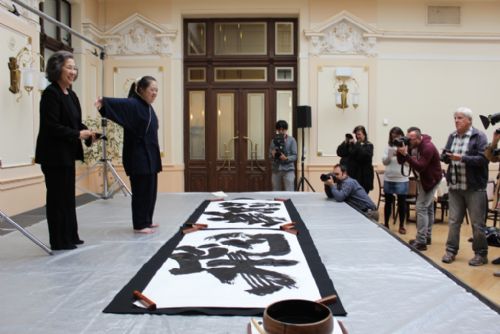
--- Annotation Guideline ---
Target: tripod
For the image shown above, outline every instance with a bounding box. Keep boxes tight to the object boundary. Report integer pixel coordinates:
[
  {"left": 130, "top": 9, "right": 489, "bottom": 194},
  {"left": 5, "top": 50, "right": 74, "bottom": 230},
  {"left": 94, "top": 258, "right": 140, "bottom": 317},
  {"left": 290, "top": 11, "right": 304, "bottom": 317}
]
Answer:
[
  {"left": 0, "top": 209, "right": 52, "bottom": 255},
  {"left": 76, "top": 118, "right": 131, "bottom": 199},
  {"left": 296, "top": 126, "right": 315, "bottom": 192}
]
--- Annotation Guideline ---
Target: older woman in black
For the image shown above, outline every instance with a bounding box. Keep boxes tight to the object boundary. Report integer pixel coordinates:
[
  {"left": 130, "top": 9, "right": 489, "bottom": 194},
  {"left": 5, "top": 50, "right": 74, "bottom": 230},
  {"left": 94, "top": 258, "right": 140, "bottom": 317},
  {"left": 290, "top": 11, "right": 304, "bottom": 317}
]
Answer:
[
  {"left": 35, "top": 51, "right": 95, "bottom": 250},
  {"left": 95, "top": 76, "right": 162, "bottom": 234}
]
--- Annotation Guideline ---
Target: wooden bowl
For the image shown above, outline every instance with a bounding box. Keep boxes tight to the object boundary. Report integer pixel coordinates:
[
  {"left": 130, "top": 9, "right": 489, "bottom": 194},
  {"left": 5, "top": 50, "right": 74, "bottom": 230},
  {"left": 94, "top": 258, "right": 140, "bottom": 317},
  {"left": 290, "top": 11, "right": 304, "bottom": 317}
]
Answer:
[{"left": 263, "top": 298, "right": 334, "bottom": 334}]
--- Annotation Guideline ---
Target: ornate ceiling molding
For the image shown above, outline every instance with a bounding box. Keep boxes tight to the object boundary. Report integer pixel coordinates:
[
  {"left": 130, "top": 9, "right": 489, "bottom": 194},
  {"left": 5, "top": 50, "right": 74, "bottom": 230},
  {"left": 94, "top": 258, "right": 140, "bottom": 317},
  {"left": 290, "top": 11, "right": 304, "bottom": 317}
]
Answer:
[
  {"left": 304, "top": 11, "right": 377, "bottom": 57},
  {"left": 82, "top": 13, "right": 177, "bottom": 57}
]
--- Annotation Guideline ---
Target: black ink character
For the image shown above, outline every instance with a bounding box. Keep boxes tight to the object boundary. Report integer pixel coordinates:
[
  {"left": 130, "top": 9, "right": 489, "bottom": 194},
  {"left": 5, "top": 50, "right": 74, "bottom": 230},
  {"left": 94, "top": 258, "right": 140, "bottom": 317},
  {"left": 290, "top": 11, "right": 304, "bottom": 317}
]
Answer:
[
  {"left": 204, "top": 201, "right": 287, "bottom": 227},
  {"left": 169, "top": 232, "right": 298, "bottom": 296}
]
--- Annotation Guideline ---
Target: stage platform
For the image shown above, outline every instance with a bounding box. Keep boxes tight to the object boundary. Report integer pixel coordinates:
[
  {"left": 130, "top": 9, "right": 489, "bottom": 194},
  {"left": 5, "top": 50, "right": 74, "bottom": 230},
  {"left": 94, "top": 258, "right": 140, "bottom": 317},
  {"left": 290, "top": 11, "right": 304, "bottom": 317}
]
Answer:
[{"left": 0, "top": 192, "right": 498, "bottom": 333}]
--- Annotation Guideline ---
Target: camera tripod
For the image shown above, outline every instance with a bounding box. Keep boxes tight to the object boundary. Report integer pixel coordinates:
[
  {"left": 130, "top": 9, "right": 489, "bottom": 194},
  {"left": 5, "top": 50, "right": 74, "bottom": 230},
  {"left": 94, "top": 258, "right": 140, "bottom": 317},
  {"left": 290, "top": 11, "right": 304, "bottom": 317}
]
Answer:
[
  {"left": 76, "top": 118, "right": 131, "bottom": 199},
  {"left": 0, "top": 209, "right": 52, "bottom": 255},
  {"left": 296, "top": 126, "right": 315, "bottom": 192}
]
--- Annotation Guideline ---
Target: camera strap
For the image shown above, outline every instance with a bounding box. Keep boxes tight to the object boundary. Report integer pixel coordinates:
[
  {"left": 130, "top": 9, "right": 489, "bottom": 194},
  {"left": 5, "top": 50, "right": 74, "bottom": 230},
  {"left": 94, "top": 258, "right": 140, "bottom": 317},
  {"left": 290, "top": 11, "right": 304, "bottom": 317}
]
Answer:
[
  {"left": 400, "top": 162, "right": 412, "bottom": 177},
  {"left": 449, "top": 164, "right": 458, "bottom": 185}
]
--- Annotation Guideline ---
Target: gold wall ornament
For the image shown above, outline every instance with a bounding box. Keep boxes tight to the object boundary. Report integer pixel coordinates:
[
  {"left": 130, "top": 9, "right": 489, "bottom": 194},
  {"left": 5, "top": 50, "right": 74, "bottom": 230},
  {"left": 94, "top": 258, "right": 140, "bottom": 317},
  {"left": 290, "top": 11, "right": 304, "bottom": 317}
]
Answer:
[
  {"left": 8, "top": 57, "right": 21, "bottom": 94},
  {"left": 336, "top": 83, "right": 349, "bottom": 110},
  {"left": 334, "top": 67, "right": 360, "bottom": 111},
  {"left": 7, "top": 44, "right": 40, "bottom": 101}
]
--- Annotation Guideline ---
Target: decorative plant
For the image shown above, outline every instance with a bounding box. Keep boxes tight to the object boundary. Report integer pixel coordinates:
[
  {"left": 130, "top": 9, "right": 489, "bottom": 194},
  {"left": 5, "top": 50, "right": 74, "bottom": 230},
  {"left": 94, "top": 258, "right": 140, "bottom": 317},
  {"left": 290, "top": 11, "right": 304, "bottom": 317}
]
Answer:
[{"left": 83, "top": 116, "right": 124, "bottom": 165}]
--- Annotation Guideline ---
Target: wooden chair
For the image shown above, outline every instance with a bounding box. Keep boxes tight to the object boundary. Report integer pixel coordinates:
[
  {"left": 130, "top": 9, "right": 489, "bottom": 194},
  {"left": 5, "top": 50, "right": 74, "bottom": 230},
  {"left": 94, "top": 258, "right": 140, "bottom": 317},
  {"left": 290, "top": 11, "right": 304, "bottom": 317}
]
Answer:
[{"left": 402, "top": 178, "right": 418, "bottom": 223}]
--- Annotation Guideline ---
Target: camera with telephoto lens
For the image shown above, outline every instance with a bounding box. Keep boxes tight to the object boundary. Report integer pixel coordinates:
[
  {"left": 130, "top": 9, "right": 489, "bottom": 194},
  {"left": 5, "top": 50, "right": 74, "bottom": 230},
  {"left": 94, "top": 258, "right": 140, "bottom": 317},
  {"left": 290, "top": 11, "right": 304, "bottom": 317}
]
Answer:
[
  {"left": 440, "top": 148, "right": 452, "bottom": 163},
  {"left": 273, "top": 133, "right": 286, "bottom": 159},
  {"left": 392, "top": 136, "right": 410, "bottom": 147},
  {"left": 320, "top": 173, "right": 337, "bottom": 182}
]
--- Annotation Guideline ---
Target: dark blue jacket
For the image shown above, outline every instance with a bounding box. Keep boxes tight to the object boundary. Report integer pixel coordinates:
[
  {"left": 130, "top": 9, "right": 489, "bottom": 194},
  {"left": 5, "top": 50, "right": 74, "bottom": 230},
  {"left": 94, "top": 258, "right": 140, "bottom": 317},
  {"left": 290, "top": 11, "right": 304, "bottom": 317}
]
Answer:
[
  {"left": 99, "top": 96, "right": 162, "bottom": 176},
  {"left": 442, "top": 127, "right": 489, "bottom": 190}
]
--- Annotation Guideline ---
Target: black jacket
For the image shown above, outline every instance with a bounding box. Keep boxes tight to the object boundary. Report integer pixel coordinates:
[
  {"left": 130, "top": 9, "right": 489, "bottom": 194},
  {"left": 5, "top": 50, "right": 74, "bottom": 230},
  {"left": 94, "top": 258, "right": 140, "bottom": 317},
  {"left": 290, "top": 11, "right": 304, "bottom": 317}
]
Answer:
[
  {"left": 35, "top": 83, "right": 86, "bottom": 166},
  {"left": 337, "top": 140, "right": 374, "bottom": 192}
]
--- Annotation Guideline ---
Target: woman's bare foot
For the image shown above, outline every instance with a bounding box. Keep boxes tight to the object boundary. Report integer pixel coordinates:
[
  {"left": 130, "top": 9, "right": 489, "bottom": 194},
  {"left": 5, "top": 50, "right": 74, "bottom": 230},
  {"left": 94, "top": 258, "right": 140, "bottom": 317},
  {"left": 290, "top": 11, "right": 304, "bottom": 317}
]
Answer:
[
  {"left": 149, "top": 223, "right": 159, "bottom": 228},
  {"left": 134, "top": 227, "right": 155, "bottom": 234}
]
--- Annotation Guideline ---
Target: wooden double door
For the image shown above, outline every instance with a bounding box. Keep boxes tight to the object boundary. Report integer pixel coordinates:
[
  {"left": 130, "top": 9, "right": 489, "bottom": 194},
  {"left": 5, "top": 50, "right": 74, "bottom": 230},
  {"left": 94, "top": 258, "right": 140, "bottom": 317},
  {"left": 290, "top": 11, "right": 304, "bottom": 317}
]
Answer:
[{"left": 186, "top": 89, "right": 276, "bottom": 192}]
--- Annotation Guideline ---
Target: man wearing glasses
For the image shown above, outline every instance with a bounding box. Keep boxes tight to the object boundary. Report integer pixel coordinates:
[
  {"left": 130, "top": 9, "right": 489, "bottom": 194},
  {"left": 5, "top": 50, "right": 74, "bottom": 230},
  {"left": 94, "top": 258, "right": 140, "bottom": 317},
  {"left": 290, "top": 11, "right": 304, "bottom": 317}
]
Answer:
[{"left": 322, "top": 164, "right": 379, "bottom": 221}]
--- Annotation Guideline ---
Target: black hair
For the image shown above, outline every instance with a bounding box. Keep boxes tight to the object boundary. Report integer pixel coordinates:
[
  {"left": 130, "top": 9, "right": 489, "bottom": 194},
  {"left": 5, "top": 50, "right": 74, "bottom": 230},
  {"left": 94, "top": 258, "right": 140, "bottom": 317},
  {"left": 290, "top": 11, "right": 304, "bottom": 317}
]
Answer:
[
  {"left": 46, "top": 50, "right": 78, "bottom": 83},
  {"left": 407, "top": 126, "right": 422, "bottom": 137},
  {"left": 128, "top": 75, "right": 157, "bottom": 99},
  {"left": 353, "top": 125, "right": 368, "bottom": 142},
  {"left": 275, "top": 120, "right": 288, "bottom": 130},
  {"left": 388, "top": 126, "right": 405, "bottom": 146}
]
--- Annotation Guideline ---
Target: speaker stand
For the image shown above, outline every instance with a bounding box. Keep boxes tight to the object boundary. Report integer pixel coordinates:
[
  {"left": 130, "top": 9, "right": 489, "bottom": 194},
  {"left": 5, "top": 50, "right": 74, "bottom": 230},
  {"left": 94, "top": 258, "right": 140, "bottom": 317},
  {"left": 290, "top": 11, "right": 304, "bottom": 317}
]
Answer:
[{"left": 296, "top": 127, "right": 315, "bottom": 192}]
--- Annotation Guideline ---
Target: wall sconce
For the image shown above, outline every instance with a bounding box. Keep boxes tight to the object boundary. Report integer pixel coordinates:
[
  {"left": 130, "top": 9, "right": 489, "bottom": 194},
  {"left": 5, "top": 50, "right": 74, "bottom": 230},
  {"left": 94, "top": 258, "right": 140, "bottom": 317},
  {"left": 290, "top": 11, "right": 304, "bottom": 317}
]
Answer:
[
  {"left": 334, "top": 67, "right": 359, "bottom": 111},
  {"left": 8, "top": 43, "right": 46, "bottom": 102}
]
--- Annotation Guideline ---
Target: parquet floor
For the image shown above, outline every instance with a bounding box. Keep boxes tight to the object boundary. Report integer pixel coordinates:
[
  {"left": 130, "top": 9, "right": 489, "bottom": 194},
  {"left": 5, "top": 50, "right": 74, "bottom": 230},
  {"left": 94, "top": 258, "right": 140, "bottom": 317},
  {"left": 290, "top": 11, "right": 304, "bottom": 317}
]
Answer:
[{"left": 378, "top": 206, "right": 500, "bottom": 307}]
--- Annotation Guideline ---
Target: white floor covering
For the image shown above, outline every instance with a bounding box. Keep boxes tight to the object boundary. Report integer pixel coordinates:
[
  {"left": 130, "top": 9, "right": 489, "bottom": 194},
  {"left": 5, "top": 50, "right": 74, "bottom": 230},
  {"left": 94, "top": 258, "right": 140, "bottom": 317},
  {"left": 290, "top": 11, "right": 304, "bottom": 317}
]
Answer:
[{"left": 0, "top": 192, "right": 498, "bottom": 334}]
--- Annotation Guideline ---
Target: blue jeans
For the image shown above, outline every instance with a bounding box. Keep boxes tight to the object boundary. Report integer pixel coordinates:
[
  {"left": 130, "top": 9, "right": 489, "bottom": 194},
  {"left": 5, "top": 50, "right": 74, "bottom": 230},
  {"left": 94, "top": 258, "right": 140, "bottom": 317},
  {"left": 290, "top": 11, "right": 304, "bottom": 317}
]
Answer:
[
  {"left": 272, "top": 170, "right": 295, "bottom": 191},
  {"left": 445, "top": 189, "right": 488, "bottom": 256},
  {"left": 415, "top": 181, "right": 438, "bottom": 244}
]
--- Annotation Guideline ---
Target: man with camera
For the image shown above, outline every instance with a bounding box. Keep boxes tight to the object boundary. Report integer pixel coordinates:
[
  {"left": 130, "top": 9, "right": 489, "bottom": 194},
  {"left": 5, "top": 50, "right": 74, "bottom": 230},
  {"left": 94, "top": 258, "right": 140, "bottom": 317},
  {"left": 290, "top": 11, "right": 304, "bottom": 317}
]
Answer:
[
  {"left": 484, "top": 129, "right": 500, "bottom": 276},
  {"left": 396, "top": 127, "right": 442, "bottom": 251},
  {"left": 440, "top": 107, "right": 490, "bottom": 266},
  {"left": 484, "top": 128, "right": 500, "bottom": 162},
  {"left": 322, "top": 164, "right": 379, "bottom": 221},
  {"left": 269, "top": 120, "right": 297, "bottom": 191}
]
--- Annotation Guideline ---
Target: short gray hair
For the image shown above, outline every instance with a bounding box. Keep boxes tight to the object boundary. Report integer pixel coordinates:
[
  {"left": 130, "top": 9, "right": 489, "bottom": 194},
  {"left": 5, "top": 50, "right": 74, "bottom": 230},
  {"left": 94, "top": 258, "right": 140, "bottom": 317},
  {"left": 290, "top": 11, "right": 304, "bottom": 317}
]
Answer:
[{"left": 454, "top": 107, "right": 473, "bottom": 121}]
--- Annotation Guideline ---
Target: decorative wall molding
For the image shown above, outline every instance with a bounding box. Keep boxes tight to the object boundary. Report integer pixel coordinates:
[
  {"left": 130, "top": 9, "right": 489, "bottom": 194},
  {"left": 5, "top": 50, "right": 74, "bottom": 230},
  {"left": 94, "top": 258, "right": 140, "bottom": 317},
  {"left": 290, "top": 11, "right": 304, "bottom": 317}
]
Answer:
[
  {"left": 304, "top": 11, "right": 377, "bottom": 57},
  {"left": 304, "top": 10, "right": 500, "bottom": 57},
  {"left": 82, "top": 13, "right": 177, "bottom": 57}
]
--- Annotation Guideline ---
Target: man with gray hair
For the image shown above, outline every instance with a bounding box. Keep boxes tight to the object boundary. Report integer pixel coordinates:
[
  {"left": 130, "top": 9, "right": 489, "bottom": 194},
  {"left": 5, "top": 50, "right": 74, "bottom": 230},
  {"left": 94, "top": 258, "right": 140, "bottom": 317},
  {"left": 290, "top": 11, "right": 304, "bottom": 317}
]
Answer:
[{"left": 441, "top": 107, "right": 489, "bottom": 266}]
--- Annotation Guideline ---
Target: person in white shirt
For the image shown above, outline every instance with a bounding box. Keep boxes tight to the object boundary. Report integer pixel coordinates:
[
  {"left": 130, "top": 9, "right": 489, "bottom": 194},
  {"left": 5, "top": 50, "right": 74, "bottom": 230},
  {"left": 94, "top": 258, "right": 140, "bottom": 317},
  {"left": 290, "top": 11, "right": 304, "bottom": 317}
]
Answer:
[{"left": 382, "top": 127, "right": 410, "bottom": 234}]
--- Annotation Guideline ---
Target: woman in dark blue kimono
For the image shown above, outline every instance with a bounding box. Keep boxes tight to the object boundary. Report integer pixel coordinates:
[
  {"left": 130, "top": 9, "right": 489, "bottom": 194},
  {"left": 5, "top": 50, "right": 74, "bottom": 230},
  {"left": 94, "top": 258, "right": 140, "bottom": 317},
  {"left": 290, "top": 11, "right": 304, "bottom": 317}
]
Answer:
[{"left": 95, "top": 76, "right": 162, "bottom": 234}]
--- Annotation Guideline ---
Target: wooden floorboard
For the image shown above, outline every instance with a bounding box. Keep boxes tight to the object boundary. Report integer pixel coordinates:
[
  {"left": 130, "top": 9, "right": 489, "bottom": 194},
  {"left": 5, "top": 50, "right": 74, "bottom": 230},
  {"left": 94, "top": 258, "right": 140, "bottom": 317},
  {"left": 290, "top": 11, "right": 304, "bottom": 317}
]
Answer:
[{"left": 378, "top": 206, "right": 500, "bottom": 307}]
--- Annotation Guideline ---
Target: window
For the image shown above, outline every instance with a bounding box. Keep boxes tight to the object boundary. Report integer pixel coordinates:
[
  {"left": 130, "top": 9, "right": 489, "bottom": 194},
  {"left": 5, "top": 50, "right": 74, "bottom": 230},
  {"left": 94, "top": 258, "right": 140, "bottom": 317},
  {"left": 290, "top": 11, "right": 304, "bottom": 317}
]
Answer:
[{"left": 39, "top": 0, "right": 72, "bottom": 52}]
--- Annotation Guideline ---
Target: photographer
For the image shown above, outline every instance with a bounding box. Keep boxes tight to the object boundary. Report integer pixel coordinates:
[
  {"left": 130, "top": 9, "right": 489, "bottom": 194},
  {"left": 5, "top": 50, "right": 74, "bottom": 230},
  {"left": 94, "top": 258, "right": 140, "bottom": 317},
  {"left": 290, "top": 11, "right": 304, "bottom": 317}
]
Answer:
[
  {"left": 484, "top": 129, "right": 500, "bottom": 162},
  {"left": 269, "top": 120, "right": 297, "bottom": 191},
  {"left": 323, "top": 164, "right": 379, "bottom": 221},
  {"left": 396, "top": 127, "right": 441, "bottom": 251},
  {"left": 382, "top": 127, "right": 410, "bottom": 234},
  {"left": 440, "top": 107, "right": 489, "bottom": 266},
  {"left": 485, "top": 130, "right": 500, "bottom": 276},
  {"left": 336, "top": 125, "right": 374, "bottom": 194}
]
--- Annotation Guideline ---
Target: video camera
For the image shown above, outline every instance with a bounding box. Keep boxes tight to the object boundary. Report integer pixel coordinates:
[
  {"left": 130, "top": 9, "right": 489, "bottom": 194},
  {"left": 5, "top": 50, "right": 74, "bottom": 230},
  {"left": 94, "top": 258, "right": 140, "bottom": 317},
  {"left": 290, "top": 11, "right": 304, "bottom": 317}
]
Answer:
[
  {"left": 320, "top": 173, "right": 337, "bottom": 182},
  {"left": 392, "top": 136, "right": 410, "bottom": 147},
  {"left": 273, "top": 133, "right": 286, "bottom": 159}
]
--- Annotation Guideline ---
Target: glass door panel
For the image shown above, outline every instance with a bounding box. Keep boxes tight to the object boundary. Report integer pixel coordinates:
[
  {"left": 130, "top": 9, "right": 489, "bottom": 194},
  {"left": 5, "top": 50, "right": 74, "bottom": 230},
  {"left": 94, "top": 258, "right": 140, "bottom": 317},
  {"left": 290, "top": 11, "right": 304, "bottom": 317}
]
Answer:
[
  {"left": 217, "top": 93, "right": 235, "bottom": 160},
  {"left": 247, "top": 93, "right": 265, "bottom": 160},
  {"left": 276, "top": 90, "right": 293, "bottom": 128},
  {"left": 189, "top": 91, "right": 205, "bottom": 159}
]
